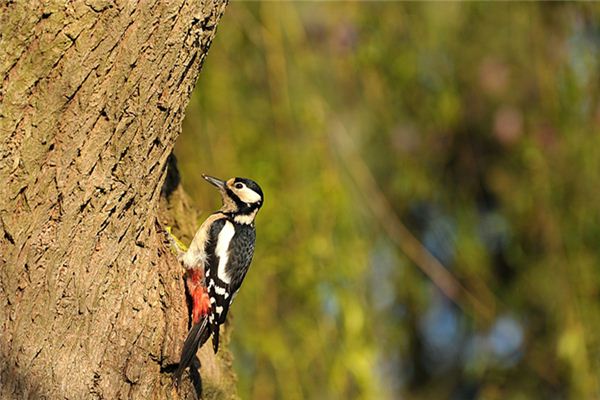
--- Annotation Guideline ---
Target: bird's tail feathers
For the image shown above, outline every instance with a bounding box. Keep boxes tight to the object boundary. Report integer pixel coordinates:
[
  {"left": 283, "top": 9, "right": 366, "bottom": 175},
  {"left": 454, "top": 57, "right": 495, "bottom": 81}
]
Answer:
[
  {"left": 211, "top": 323, "right": 220, "bottom": 354},
  {"left": 174, "top": 318, "right": 212, "bottom": 387}
]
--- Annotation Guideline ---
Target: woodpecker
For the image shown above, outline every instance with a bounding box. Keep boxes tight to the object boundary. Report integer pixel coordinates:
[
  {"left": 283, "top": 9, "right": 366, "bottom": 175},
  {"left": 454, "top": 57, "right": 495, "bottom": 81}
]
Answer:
[{"left": 174, "top": 174, "right": 264, "bottom": 385}]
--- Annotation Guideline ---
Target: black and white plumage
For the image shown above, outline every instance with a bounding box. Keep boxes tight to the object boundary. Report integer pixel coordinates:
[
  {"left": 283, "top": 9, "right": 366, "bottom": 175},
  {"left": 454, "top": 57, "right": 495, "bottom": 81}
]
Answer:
[
  {"left": 174, "top": 174, "right": 264, "bottom": 385},
  {"left": 204, "top": 217, "right": 255, "bottom": 347}
]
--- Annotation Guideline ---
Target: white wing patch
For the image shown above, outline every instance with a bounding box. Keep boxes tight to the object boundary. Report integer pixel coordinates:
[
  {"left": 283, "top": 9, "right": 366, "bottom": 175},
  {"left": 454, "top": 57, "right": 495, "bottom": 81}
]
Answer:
[
  {"left": 214, "top": 286, "right": 227, "bottom": 295},
  {"left": 215, "top": 221, "right": 235, "bottom": 284}
]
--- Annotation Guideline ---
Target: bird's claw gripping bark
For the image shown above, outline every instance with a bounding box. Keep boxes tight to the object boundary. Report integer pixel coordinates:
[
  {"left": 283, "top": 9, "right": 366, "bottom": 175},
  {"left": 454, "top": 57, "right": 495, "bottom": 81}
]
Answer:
[{"left": 165, "top": 226, "right": 188, "bottom": 259}]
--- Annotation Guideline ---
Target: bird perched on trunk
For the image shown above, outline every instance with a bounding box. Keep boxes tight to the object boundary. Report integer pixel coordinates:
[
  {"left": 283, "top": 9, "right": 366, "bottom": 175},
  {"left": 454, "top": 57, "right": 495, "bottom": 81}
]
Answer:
[{"left": 172, "top": 174, "right": 264, "bottom": 386}]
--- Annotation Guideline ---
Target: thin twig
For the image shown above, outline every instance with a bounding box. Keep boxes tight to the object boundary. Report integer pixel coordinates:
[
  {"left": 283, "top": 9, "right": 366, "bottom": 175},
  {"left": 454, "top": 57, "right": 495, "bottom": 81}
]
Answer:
[{"left": 330, "top": 121, "right": 495, "bottom": 323}]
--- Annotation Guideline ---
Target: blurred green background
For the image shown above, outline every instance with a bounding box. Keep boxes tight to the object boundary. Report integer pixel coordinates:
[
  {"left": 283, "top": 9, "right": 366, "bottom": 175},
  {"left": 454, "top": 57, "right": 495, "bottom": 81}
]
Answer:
[{"left": 175, "top": 3, "right": 600, "bottom": 399}]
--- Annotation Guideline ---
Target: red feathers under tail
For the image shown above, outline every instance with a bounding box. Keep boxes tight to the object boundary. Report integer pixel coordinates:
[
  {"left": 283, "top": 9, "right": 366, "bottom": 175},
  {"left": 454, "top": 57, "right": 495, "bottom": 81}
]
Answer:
[{"left": 175, "top": 270, "right": 213, "bottom": 386}]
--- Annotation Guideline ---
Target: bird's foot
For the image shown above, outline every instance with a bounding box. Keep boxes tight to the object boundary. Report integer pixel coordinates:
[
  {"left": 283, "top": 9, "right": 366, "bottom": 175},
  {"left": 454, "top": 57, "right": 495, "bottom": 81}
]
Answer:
[{"left": 165, "top": 226, "right": 188, "bottom": 257}]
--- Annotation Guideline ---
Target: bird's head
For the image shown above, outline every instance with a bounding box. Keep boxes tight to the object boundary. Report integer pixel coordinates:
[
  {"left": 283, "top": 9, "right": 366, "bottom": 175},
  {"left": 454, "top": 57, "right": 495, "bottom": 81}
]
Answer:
[{"left": 203, "top": 174, "right": 264, "bottom": 223}]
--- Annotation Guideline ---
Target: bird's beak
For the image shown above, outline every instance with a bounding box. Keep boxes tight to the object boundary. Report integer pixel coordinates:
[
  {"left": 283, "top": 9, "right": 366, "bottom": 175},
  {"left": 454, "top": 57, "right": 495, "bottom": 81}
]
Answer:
[{"left": 202, "top": 174, "right": 226, "bottom": 190}]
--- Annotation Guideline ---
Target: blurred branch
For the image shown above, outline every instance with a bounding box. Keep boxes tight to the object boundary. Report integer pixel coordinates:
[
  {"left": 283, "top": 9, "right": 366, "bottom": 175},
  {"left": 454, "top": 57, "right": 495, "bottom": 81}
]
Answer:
[
  {"left": 330, "top": 120, "right": 496, "bottom": 324},
  {"left": 329, "top": 120, "right": 567, "bottom": 386}
]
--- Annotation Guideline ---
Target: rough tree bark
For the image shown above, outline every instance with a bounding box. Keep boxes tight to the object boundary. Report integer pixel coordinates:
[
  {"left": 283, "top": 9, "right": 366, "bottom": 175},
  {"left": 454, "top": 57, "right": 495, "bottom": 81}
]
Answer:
[{"left": 0, "top": 1, "right": 234, "bottom": 399}]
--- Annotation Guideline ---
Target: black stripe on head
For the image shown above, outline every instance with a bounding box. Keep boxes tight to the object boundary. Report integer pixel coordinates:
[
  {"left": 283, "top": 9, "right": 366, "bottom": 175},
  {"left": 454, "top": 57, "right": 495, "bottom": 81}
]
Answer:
[{"left": 225, "top": 187, "right": 247, "bottom": 210}]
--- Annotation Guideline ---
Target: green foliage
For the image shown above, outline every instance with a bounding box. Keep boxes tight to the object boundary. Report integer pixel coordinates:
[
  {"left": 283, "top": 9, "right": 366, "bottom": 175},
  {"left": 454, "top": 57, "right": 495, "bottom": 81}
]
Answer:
[{"left": 177, "top": 3, "right": 600, "bottom": 399}]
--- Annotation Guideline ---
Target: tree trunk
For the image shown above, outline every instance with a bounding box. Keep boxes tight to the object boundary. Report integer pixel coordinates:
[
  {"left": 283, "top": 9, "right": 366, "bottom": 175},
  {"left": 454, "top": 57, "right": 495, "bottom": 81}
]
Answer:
[{"left": 0, "top": 1, "right": 233, "bottom": 398}]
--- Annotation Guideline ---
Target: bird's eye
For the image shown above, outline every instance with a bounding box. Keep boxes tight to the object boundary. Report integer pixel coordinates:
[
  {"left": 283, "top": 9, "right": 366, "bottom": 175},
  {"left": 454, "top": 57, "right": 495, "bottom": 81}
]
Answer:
[{"left": 234, "top": 183, "right": 244, "bottom": 189}]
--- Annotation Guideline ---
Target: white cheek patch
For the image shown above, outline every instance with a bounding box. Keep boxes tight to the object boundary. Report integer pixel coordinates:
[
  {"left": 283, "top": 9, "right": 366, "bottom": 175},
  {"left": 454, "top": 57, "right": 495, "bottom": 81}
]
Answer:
[
  {"left": 238, "top": 187, "right": 262, "bottom": 204},
  {"left": 216, "top": 221, "right": 235, "bottom": 284}
]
